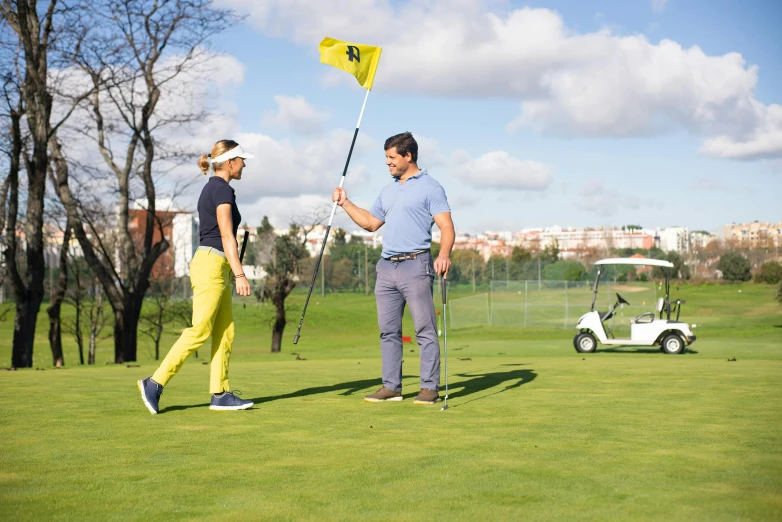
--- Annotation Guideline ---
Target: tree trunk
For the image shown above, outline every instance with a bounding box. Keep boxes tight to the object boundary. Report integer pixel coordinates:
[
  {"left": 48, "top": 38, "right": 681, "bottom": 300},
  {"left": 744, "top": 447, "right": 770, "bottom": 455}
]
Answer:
[
  {"left": 114, "top": 298, "right": 142, "bottom": 363},
  {"left": 47, "top": 223, "right": 71, "bottom": 367},
  {"left": 7, "top": 0, "right": 55, "bottom": 369},
  {"left": 47, "top": 302, "right": 64, "bottom": 367},
  {"left": 11, "top": 295, "right": 42, "bottom": 367},
  {"left": 88, "top": 319, "right": 97, "bottom": 365},
  {"left": 271, "top": 294, "right": 286, "bottom": 353}
]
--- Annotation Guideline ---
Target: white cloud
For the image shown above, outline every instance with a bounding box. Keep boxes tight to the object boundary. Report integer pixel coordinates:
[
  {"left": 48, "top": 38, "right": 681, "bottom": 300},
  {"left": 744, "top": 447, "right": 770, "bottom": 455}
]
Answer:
[
  {"left": 574, "top": 178, "right": 642, "bottom": 217},
  {"left": 53, "top": 50, "right": 380, "bottom": 220},
  {"left": 698, "top": 103, "right": 782, "bottom": 160},
  {"left": 651, "top": 0, "right": 669, "bottom": 13},
  {"left": 227, "top": 0, "right": 782, "bottom": 159},
  {"left": 263, "top": 95, "right": 329, "bottom": 135},
  {"left": 451, "top": 150, "right": 553, "bottom": 191},
  {"left": 414, "top": 134, "right": 449, "bottom": 168},
  {"left": 238, "top": 194, "right": 333, "bottom": 228},
  {"left": 230, "top": 129, "right": 374, "bottom": 202}
]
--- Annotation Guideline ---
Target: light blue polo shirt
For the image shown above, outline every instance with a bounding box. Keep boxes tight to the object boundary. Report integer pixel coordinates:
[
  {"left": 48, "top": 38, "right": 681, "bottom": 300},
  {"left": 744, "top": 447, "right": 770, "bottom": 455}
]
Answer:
[{"left": 369, "top": 169, "right": 451, "bottom": 258}]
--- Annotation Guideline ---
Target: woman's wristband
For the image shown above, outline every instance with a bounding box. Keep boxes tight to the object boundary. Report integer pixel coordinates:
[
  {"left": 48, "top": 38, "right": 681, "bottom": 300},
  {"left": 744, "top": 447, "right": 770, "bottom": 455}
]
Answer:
[{"left": 234, "top": 273, "right": 246, "bottom": 279}]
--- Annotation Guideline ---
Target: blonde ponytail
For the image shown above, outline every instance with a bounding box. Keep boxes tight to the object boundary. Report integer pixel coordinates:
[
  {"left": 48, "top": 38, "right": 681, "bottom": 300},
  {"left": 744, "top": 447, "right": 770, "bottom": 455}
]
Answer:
[
  {"left": 200, "top": 139, "right": 240, "bottom": 175},
  {"left": 198, "top": 154, "right": 211, "bottom": 175}
]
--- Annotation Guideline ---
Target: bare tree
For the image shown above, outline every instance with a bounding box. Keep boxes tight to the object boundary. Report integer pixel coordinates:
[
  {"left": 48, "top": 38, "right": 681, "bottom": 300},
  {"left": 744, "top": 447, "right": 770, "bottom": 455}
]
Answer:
[
  {"left": 139, "top": 276, "right": 190, "bottom": 361},
  {"left": 63, "top": 257, "right": 108, "bottom": 365},
  {"left": 0, "top": 1, "right": 92, "bottom": 367},
  {"left": 256, "top": 213, "right": 326, "bottom": 353},
  {"left": 50, "top": 0, "right": 237, "bottom": 363},
  {"left": 45, "top": 214, "right": 70, "bottom": 366},
  {"left": 62, "top": 255, "right": 85, "bottom": 364}
]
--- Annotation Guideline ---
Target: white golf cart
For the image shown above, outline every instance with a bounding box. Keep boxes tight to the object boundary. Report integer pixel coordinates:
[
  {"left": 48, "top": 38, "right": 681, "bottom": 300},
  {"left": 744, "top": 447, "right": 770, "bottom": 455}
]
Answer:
[{"left": 573, "top": 258, "right": 696, "bottom": 354}]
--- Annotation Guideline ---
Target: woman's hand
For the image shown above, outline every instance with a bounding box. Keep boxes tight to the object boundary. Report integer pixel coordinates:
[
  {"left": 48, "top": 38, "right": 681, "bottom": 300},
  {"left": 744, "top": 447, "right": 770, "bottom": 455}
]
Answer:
[{"left": 235, "top": 275, "right": 251, "bottom": 296}]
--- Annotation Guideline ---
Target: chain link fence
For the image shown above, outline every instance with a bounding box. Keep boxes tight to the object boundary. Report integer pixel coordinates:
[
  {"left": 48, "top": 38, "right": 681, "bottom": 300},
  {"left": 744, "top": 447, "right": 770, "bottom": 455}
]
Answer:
[{"left": 448, "top": 280, "right": 661, "bottom": 332}]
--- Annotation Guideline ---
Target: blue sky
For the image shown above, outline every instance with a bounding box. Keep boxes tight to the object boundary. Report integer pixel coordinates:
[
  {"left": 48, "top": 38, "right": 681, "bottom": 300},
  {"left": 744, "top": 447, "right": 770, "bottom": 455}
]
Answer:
[{"left": 194, "top": 0, "right": 782, "bottom": 234}]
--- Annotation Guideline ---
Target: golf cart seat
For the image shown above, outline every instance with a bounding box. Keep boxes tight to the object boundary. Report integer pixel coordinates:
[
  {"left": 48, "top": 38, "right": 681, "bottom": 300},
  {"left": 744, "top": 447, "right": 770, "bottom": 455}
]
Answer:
[{"left": 632, "top": 297, "right": 665, "bottom": 324}]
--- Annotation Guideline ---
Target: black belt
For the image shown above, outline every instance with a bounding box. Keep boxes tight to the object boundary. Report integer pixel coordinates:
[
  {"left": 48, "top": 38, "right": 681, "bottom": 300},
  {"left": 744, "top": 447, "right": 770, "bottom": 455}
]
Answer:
[{"left": 385, "top": 249, "right": 429, "bottom": 262}]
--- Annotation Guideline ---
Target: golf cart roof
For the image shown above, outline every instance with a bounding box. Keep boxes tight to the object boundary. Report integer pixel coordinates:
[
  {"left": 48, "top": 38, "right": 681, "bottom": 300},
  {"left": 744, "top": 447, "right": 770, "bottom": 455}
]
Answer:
[{"left": 595, "top": 257, "right": 674, "bottom": 268}]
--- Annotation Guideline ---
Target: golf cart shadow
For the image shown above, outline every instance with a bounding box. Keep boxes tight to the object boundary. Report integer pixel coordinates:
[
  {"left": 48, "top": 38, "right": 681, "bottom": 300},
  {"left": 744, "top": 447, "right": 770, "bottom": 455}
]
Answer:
[{"left": 597, "top": 347, "right": 699, "bottom": 355}]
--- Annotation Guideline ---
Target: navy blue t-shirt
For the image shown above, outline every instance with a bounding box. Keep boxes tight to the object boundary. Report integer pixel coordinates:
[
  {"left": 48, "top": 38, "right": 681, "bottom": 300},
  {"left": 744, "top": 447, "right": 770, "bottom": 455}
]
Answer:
[{"left": 197, "top": 176, "right": 241, "bottom": 252}]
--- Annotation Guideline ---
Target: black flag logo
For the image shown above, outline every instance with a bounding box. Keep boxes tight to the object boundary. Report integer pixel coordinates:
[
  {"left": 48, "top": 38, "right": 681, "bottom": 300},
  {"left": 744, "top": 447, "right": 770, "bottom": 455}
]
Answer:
[{"left": 346, "top": 45, "right": 360, "bottom": 63}]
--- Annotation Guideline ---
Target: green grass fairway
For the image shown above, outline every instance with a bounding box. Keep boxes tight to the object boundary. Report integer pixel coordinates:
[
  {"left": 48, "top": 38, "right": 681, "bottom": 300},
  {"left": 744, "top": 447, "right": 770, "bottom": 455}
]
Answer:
[{"left": 1, "top": 283, "right": 781, "bottom": 520}]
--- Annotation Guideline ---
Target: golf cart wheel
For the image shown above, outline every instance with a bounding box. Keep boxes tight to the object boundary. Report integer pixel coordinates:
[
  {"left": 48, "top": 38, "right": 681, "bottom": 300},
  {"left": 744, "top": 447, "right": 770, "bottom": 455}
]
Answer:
[
  {"left": 661, "top": 334, "right": 684, "bottom": 355},
  {"left": 574, "top": 332, "right": 597, "bottom": 353}
]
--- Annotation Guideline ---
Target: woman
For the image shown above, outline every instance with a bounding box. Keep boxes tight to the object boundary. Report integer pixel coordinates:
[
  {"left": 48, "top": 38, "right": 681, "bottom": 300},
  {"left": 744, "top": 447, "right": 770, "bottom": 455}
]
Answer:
[{"left": 138, "top": 140, "right": 254, "bottom": 414}]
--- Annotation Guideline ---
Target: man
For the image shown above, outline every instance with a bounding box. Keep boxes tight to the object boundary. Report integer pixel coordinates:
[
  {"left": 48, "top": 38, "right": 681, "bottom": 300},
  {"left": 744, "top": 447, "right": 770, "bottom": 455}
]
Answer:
[{"left": 332, "top": 132, "right": 454, "bottom": 404}]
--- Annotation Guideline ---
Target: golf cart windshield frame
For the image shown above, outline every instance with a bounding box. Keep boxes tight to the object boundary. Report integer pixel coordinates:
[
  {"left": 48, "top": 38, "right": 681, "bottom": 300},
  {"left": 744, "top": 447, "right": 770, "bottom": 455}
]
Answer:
[{"left": 591, "top": 259, "right": 672, "bottom": 320}]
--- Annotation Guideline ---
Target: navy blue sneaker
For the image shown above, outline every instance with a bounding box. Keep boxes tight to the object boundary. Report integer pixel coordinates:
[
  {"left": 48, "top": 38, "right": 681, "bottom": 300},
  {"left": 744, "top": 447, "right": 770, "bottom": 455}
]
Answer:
[
  {"left": 137, "top": 377, "right": 163, "bottom": 414},
  {"left": 209, "top": 391, "right": 253, "bottom": 411}
]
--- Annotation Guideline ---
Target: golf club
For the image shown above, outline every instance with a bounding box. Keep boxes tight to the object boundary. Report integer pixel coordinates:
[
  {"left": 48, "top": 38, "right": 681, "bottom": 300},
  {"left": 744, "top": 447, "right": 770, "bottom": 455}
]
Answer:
[
  {"left": 239, "top": 230, "right": 249, "bottom": 263},
  {"left": 440, "top": 275, "right": 449, "bottom": 411}
]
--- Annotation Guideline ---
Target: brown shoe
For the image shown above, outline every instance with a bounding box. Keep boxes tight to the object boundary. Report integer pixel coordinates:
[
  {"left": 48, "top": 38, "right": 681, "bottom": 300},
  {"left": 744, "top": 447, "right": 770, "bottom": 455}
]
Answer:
[
  {"left": 413, "top": 388, "right": 440, "bottom": 404},
  {"left": 364, "top": 387, "right": 403, "bottom": 402}
]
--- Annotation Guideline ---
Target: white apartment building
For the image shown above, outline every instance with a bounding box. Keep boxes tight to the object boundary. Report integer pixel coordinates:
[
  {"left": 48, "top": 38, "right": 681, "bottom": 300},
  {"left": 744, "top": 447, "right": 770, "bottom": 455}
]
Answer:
[
  {"left": 172, "top": 212, "right": 199, "bottom": 278},
  {"left": 690, "top": 231, "right": 716, "bottom": 250},
  {"left": 656, "top": 226, "right": 690, "bottom": 253}
]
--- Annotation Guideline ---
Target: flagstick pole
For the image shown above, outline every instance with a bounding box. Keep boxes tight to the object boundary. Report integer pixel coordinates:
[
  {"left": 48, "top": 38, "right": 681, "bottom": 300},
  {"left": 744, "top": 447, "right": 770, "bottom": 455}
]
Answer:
[{"left": 293, "top": 88, "right": 371, "bottom": 344}]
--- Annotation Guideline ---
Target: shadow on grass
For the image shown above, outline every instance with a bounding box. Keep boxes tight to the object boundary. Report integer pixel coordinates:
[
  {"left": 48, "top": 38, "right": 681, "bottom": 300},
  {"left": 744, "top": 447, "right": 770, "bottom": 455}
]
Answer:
[
  {"left": 159, "top": 369, "right": 538, "bottom": 413},
  {"left": 158, "top": 377, "right": 411, "bottom": 413},
  {"left": 447, "top": 368, "right": 537, "bottom": 408},
  {"left": 251, "top": 376, "right": 418, "bottom": 405},
  {"left": 598, "top": 347, "right": 699, "bottom": 355}
]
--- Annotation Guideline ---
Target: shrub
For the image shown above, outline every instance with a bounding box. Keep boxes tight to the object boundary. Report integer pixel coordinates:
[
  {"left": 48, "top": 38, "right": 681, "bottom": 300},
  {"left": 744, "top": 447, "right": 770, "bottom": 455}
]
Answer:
[
  {"left": 543, "top": 260, "right": 587, "bottom": 281},
  {"left": 756, "top": 261, "right": 782, "bottom": 285},
  {"left": 718, "top": 252, "right": 752, "bottom": 282}
]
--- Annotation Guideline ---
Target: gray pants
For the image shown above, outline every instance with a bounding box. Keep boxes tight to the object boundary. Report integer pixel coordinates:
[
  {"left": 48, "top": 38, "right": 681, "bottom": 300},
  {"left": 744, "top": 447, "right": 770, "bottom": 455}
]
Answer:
[{"left": 375, "top": 252, "right": 440, "bottom": 392}]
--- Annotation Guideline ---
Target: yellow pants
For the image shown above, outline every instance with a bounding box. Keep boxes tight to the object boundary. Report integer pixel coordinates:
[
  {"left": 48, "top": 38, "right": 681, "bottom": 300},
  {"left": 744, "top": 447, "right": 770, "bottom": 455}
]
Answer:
[{"left": 153, "top": 249, "right": 234, "bottom": 394}]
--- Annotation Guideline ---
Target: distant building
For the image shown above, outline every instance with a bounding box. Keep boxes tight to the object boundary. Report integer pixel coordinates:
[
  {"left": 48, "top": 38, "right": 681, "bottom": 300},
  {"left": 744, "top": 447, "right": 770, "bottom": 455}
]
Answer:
[
  {"left": 725, "top": 221, "right": 782, "bottom": 247},
  {"left": 131, "top": 199, "right": 198, "bottom": 278},
  {"left": 514, "top": 226, "right": 654, "bottom": 258},
  {"left": 657, "top": 226, "right": 690, "bottom": 253},
  {"left": 690, "top": 231, "right": 716, "bottom": 250},
  {"left": 172, "top": 213, "right": 199, "bottom": 278}
]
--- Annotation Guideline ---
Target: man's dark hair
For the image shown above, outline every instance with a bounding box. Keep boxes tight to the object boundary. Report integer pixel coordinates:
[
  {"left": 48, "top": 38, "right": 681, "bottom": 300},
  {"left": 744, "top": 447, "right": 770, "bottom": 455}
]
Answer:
[{"left": 384, "top": 132, "right": 418, "bottom": 163}]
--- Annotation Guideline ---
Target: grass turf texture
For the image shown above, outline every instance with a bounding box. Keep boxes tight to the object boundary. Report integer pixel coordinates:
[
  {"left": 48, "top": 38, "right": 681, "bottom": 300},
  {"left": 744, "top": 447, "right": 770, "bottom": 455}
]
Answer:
[{"left": 0, "top": 282, "right": 780, "bottom": 520}]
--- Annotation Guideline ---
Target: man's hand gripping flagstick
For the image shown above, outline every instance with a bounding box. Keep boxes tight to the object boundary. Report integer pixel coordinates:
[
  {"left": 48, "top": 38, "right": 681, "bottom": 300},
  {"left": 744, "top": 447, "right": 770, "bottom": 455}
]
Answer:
[{"left": 293, "top": 38, "right": 382, "bottom": 345}]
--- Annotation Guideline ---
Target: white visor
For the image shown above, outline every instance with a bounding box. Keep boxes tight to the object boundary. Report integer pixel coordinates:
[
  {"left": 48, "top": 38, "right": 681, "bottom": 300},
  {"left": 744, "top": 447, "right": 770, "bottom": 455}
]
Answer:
[{"left": 208, "top": 145, "right": 255, "bottom": 164}]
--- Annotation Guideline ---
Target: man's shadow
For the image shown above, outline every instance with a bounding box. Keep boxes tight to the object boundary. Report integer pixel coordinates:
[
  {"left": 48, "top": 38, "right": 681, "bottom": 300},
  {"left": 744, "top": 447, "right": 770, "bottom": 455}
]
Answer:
[
  {"left": 442, "top": 367, "right": 537, "bottom": 408},
  {"left": 253, "top": 366, "right": 536, "bottom": 406},
  {"left": 251, "top": 377, "right": 418, "bottom": 405},
  {"left": 159, "top": 368, "right": 537, "bottom": 413}
]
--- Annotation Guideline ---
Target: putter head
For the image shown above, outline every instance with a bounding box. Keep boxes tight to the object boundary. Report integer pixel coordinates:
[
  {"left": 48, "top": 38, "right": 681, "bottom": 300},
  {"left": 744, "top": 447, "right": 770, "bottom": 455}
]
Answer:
[
  {"left": 440, "top": 402, "right": 449, "bottom": 411},
  {"left": 293, "top": 334, "right": 300, "bottom": 345}
]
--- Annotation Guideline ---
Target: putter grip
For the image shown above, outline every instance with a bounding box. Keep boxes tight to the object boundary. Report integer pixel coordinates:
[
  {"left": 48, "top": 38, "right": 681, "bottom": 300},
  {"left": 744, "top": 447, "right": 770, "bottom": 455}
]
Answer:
[
  {"left": 441, "top": 276, "right": 447, "bottom": 304},
  {"left": 239, "top": 230, "right": 249, "bottom": 262}
]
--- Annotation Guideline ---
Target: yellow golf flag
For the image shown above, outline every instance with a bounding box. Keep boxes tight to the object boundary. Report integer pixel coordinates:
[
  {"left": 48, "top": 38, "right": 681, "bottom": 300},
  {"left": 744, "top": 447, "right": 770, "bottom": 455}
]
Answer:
[{"left": 319, "top": 37, "right": 382, "bottom": 90}]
